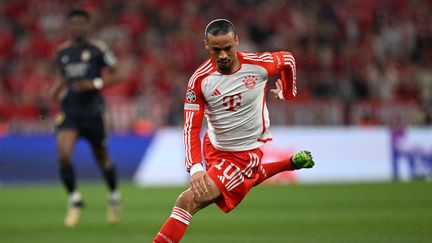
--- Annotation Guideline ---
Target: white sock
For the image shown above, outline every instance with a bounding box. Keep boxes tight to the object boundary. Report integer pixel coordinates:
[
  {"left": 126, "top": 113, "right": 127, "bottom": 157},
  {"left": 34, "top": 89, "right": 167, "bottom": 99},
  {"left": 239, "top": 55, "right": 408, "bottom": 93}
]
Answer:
[
  {"left": 109, "top": 190, "right": 121, "bottom": 204},
  {"left": 69, "top": 191, "right": 82, "bottom": 205}
]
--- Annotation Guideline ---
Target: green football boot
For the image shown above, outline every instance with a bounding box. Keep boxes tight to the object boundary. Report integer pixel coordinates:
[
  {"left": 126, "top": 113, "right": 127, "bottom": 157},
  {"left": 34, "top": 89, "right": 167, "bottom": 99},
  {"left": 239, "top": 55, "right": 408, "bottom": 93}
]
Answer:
[{"left": 292, "top": 150, "right": 315, "bottom": 169}]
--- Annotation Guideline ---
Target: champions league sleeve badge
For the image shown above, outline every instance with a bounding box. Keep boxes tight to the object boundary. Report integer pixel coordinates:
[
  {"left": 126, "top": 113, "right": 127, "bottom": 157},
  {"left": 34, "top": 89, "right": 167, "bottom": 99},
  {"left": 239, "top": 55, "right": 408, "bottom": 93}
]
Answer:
[{"left": 186, "top": 89, "right": 196, "bottom": 103}]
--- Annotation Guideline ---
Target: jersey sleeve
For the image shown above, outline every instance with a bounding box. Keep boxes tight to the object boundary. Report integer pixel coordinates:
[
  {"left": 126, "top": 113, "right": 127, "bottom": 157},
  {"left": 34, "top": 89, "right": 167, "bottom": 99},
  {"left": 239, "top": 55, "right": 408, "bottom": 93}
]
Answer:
[
  {"left": 54, "top": 51, "right": 63, "bottom": 73},
  {"left": 262, "top": 51, "right": 297, "bottom": 100},
  {"left": 91, "top": 39, "right": 118, "bottom": 67},
  {"left": 102, "top": 48, "right": 117, "bottom": 67},
  {"left": 183, "top": 78, "right": 205, "bottom": 172}
]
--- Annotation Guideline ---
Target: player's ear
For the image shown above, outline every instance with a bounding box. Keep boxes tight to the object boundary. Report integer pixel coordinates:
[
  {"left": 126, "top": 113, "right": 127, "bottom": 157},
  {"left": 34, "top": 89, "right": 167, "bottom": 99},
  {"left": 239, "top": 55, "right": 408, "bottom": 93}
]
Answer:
[
  {"left": 235, "top": 35, "right": 239, "bottom": 46},
  {"left": 204, "top": 39, "right": 209, "bottom": 50}
]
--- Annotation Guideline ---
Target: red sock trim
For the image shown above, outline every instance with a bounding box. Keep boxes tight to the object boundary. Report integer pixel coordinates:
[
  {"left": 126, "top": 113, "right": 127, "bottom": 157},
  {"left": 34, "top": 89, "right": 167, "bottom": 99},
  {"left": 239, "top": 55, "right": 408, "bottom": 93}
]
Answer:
[
  {"left": 170, "top": 207, "right": 192, "bottom": 225},
  {"left": 154, "top": 207, "right": 192, "bottom": 243}
]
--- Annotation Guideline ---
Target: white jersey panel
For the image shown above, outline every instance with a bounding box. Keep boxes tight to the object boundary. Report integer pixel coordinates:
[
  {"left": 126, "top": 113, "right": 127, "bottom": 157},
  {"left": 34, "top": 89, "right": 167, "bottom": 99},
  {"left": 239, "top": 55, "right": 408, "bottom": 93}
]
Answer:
[{"left": 202, "top": 64, "right": 272, "bottom": 151}]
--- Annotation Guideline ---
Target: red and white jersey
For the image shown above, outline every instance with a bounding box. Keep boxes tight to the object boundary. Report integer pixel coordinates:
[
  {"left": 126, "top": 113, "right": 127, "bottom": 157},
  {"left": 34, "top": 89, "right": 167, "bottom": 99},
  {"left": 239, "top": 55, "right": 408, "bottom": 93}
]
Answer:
[{"left": 184, "top": 51, "right": 296, "bottom": 171}]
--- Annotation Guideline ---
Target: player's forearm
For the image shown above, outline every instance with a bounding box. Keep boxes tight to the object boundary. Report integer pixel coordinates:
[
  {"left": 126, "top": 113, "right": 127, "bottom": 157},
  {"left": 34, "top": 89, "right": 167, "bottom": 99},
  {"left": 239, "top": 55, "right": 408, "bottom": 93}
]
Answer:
[
  {"left": 184, "top": 101, "right": 205, "bottom": 172},
  {"left": 50, "top": 79, "right": 65, "bottom": 102},
  {"left": 94, "top": 65, "right": 121, "bottom": 89},
  {"left": 277, "top": 51, "right": 297, "bottom": 100},
  {"left": 280, "top": 69, "right": 297, "bottom": 100},
  {"left": 184, "top": 129, "right": 203, "bottom": 172},
  {"left": 104, "top": 66, "right": 121, "bottom": 85}
]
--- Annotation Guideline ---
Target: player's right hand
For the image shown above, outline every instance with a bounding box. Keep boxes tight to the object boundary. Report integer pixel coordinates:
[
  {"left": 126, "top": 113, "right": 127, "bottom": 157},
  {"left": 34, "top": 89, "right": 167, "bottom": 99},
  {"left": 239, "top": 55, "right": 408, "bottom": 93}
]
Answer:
[
  {"left": 270, "top": 79, "right": 284, "bottom": 100},
  {"left": 190, "top": 171, "right": 211, "bottom": 199}
]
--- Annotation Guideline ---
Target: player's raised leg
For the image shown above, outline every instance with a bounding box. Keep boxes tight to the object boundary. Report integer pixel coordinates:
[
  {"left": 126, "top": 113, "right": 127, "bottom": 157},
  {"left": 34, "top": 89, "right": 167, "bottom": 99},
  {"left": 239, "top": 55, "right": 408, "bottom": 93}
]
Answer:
[
  {"left": 154, "top": 175, "right": 221, "bottom": 243},
  {"left": 56, "top": 129, "right": 82, "bottom": 228},
  {"left": 255, "top": 150, "right": 315, "bottom": 185},
  {"left": 92, "top": 144, "right": 121, "bottom": 224},
  {"left": 88, "top": 112, "right": 121, "bottom": 224}
]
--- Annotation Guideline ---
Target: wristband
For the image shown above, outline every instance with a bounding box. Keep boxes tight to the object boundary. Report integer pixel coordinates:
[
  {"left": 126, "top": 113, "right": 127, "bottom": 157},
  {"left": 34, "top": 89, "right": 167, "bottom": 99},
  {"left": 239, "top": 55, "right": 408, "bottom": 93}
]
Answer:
[
  {"left": 190, "top": 163, "right": 205, "bottom": 176},
  {"left": 93, "top": 78, "right": 104, "bottom": 90}
]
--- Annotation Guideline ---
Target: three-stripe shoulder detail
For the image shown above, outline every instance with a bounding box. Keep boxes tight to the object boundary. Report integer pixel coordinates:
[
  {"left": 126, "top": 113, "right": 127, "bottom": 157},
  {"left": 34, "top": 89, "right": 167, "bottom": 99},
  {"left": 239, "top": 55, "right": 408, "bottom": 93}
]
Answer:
[
  {"left": 55, "top": 40, "right": 73, "bottom": 53},
  {"left": 188, "top": 59, "right": 214, "bottom": 88},
  {"left": 241, "top": 52, "right": 274, "bottom": 63}
]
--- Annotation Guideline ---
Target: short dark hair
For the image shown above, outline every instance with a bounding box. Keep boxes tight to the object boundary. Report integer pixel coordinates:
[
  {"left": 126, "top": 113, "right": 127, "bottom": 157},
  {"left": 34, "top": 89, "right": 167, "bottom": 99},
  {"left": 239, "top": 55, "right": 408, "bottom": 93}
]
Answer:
[
  {"left": 204, "top": 19, "right": 236, "bottom": 39},
  {"left": 67, "top": 9, "right": 90, "bottom": 20}
]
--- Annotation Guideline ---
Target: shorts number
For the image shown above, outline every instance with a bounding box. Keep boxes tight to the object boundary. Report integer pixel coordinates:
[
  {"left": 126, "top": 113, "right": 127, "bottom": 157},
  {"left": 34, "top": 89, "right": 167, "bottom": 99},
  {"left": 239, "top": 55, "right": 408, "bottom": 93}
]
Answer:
[{"left": 215, "top": 159, "right": 241, "bottom": 182}]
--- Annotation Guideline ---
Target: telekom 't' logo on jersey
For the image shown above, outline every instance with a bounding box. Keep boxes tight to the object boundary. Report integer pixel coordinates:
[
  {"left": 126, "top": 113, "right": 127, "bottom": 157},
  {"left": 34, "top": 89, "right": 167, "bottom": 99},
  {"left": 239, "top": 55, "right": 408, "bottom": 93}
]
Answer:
[{"left": 223, "top": 93, "right": 242, "bottom": 111}]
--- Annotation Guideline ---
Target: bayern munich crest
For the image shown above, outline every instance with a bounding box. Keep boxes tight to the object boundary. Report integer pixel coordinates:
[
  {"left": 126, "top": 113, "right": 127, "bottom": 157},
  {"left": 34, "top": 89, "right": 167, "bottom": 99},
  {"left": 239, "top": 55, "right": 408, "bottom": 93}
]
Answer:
[
  {"left": 186, "top": 89, "right": 196, "bottom": 103},
  {"left": 242, "top": 75, "right": 258, "bottom": 89}
]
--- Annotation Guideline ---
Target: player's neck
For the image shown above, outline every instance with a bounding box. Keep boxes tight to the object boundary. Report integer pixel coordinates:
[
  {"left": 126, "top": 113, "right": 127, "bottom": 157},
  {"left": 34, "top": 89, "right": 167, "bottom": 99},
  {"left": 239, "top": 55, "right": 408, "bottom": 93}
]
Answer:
[
  {"left": 72, "top": 36, "right": 88, "bottom": 45},
  {"left": 217, "top": 57, "right": 241, "bottom": 75}
]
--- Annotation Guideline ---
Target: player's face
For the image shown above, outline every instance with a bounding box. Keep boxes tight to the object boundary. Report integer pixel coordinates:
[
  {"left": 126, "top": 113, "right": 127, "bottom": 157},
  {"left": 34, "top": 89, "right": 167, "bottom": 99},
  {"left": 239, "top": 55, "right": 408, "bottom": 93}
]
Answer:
[
  {"left": 205, "top": 32, "right": 239, "bottom": 74},
  {"left": 68, "top": 16, "right": 89, "bottom": 40}
]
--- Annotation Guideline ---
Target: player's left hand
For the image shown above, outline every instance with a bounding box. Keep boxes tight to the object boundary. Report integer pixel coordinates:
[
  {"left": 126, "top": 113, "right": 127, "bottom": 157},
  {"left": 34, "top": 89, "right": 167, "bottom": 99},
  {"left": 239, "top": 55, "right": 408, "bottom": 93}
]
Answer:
[
  {"left": 270, "top": 79, "right": 284, "bottom": 100},
  {"left": 72, "top": 80, "right": 96, "bottom": 92}
]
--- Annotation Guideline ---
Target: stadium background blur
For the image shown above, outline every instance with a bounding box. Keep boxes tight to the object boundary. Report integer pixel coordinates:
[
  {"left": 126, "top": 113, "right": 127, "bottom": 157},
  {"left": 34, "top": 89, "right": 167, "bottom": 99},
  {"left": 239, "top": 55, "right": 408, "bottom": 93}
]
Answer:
[
  {"left": 1, "top": 1, "right": 432, "bottom": 242},
  {"left": 0, "top": 0, "right": 431, "bottom": 134}
]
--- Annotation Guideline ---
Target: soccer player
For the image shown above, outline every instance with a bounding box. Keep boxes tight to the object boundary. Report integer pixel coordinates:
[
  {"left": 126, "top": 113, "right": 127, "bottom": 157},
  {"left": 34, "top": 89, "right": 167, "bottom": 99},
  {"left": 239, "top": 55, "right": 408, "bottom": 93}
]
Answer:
[
  {"left": 50, "top": 9, "right": 122, "bottom": 228},
  {"left": 154, "top": 19, "right": 314, "bottom": 242}
]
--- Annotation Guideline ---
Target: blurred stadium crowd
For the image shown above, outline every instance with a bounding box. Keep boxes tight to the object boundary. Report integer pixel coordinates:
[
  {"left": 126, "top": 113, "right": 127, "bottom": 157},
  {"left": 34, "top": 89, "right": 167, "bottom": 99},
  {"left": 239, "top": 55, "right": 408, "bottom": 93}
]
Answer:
[{"left": 0, "top": 0, "right": 431, "bottom": 134}]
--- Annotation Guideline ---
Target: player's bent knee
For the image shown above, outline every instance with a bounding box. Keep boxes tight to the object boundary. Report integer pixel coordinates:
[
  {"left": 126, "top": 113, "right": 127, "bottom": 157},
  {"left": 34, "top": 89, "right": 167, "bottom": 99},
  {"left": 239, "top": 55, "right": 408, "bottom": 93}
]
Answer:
[
  {"left": 175, "top": 190, "right": 208, "bottom": 215},
  {"left": 58, "top": 149, "right": 73, "bottom": 163},
  {"left": 58, "top": 157, "right": 71, "bottom": 166},
  {"left": 175, "top": 191, "right": 197, "bottom": 212}
]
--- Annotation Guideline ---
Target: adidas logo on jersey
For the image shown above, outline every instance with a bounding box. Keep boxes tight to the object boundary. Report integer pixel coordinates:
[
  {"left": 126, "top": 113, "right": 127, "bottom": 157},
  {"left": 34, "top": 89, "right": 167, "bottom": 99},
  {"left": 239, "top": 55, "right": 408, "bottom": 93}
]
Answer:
[{"left": 211, "top": 89, "right": 221, "bottom": 96}]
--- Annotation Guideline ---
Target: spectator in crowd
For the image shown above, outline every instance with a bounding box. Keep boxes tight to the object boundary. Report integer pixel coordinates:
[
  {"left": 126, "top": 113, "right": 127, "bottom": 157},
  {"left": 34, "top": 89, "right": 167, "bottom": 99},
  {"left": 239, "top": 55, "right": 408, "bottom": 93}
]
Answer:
[{"left": 0, "top": 0, "right": 431, "bottom": 130}]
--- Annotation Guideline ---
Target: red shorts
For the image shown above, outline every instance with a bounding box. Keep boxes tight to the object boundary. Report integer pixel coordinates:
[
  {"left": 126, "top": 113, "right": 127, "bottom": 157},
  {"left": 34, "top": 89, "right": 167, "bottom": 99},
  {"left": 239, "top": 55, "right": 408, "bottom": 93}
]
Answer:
[{"left": 203, "top": 134, "right": 265, "bottom": 213}]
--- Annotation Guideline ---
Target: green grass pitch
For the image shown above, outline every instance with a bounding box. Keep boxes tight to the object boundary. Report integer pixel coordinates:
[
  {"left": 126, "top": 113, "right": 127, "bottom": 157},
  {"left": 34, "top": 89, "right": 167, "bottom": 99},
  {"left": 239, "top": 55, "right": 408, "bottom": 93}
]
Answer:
[{"left": 1, "top": 182, "right": 431, "bottom": 243}]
